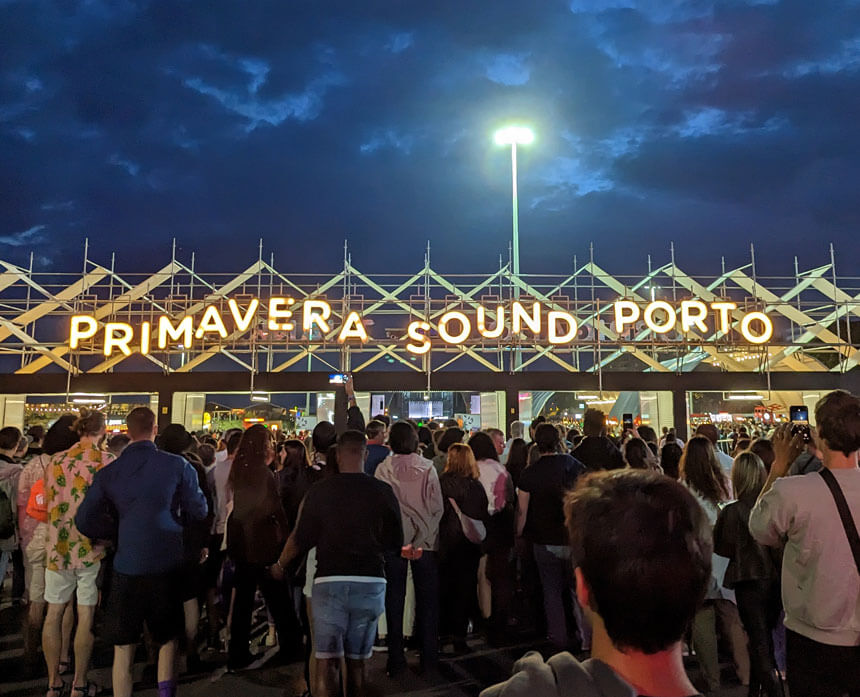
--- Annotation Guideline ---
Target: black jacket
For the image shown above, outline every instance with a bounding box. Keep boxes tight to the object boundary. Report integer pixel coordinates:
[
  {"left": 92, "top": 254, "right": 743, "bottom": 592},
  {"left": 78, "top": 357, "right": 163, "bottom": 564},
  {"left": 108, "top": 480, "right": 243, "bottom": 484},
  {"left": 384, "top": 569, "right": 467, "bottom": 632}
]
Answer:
[
  {"left": 572, "top": 436, "right": 625, "bottom": 472},
  {"left": 713, "top": 496, "right": 778, "bottom": 588}
]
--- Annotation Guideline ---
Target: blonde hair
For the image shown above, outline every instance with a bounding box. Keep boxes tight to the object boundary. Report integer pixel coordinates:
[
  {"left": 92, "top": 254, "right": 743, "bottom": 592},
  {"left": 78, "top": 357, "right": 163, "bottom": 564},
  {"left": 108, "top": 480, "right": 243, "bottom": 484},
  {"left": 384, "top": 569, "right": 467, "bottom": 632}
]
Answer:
[
  {"left": 444, "top": 443, "right": 479, "bottom": 479},
  {"left": 731, "top": 451, "right": 766, "bottom": 501}
]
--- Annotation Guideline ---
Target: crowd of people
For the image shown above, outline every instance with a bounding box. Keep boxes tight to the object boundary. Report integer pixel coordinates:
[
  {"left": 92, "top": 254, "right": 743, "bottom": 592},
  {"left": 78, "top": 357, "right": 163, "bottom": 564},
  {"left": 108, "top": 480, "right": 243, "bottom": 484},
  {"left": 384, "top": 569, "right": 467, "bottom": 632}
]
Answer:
[{"left": 0, "top": 381, "right": 858, "bottom": 697}]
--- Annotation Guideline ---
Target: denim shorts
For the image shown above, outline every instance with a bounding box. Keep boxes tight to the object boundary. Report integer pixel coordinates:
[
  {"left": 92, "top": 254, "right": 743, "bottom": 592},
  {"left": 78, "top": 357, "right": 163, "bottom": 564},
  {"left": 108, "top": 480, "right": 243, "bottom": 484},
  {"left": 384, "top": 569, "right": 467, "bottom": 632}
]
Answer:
[{"left": 312, "top": 576, "right": 386, "bottom": 659}]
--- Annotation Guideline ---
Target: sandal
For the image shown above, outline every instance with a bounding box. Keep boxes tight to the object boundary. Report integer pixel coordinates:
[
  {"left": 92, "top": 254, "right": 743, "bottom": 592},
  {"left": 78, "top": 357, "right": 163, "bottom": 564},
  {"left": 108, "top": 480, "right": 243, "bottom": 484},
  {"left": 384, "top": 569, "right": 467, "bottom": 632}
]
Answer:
[
  {"left": 46, "top": 682, "right": 64, "bottom": 697},
  {"left": 71, "top": 682, "right": 99, "bottom": 697}
]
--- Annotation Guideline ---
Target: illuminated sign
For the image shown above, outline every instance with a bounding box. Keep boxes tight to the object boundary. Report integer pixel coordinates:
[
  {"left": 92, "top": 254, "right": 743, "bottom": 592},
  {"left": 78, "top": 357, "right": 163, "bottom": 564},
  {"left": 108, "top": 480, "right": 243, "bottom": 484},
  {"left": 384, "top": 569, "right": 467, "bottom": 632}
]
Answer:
[{"left": 68, "top": 297, "right": 775, "bottom": 357}]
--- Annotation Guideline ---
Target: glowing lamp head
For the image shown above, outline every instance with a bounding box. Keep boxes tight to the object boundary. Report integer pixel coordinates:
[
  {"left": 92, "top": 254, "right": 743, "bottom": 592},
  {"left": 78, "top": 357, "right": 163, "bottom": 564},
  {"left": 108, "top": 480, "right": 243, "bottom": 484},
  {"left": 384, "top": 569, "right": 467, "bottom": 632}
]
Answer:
[{"left": 493, "top": 125, "right": 534, "bottom": 146}]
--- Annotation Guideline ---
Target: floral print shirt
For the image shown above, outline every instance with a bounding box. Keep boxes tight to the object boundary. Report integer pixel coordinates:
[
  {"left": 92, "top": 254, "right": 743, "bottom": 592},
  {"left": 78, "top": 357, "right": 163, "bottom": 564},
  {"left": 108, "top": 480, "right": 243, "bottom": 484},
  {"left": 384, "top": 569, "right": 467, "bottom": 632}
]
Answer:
[{"left": 45, "top": 441, "right": 113, "bottom": 570}]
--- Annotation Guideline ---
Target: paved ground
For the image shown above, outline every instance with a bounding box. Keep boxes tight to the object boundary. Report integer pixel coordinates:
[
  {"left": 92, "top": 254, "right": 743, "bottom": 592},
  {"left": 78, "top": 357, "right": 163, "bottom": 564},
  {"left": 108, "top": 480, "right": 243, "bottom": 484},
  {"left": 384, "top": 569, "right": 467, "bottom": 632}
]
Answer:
[{"left": 1, "top": 584, "right": 748, "bottom": 697}]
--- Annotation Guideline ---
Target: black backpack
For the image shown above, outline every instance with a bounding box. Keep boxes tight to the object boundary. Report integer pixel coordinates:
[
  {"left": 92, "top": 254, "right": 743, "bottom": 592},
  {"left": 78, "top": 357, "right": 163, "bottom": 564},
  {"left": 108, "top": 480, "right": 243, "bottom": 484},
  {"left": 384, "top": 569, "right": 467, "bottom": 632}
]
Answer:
[{"left": 0, "top": 480, "right": 15, "bottom": 540}]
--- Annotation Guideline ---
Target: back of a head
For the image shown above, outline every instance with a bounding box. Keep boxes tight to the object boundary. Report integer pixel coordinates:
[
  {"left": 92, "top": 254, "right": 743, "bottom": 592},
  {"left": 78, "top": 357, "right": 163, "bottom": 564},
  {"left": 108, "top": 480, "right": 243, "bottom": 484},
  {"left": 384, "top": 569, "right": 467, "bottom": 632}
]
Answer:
[
  {"left": 623, "top": 438, "right": 652, "bottom": 469},
  {"left": 230, "top": 424, "right": 272, "bottom": 486},
  {"left": 417, "top": 426, "right": 432, "bottom": 445},
  {"left": 372, "top": 414, "right": 391, "bottom": 428},
  {"left": 565, "top": 469, "right": 712, "bottom": 654},
  {"left": 198, "top": 443, "right": 216, "bottom": 468},
  {"left": 510, "top": 420, "right": 525, "bottom": 439},
  {"left": 660, "top": 442, "right": 683, "bottom": 480},
  {"left": 468, "top": 431, "right": 498, "bottom": 461},
  {"left": 107, "top": 433, "right": 131, "bottom": 457},
  {"left": 365, "top": 420, "right": 386, "bottom": 442},
  {"left": 437, "top": 428, "right": 464, "bottom": 454},
  {"left": 695, "top": 423, "right": 719, "bottom": 446},
  {"left": 749, "top": 438, "right": 775, "bottom": 471},
  {"left": 443, "top": 418, "right": 460, "bottom": 429},
  {"left": 312, "top": 420, "right": 337, "bottom": 454},
  {"left": 27, "top": 425, "right": 45, "bottom": 443},
  {"left": 680, "top": 436, "right": 728, "bottom": 504},
  {"left": 43, "top": 415, "right": 79, "bottom": 455},
  {"left": 444, "top": 443, "right": 479, "bottom": 479},
  {"left": 732, "top": 451, "right": 766, "bottom": 500},
  {"left": 336, "top": 430, "right": 367, "bottom": 469},
  {"left": 126, "top": 407, "right": 156, "bottom": 441},
  {"left": 582, "top": 409, "right": 606, "bottom": 438},
  {"left": 159, "top": 423, "right": 192, "bottom": 455},
  {"left": 534, "top": 422, "right": 561, "bottom": 454},
  {"left": 506, "top": 438, "right": 529, "bottom": 468},
  {"left": 283, "top": 439, "right": 310, "bottom": 469},
  {"left": 389, "top": 421, "right": 418, "bottom": 455},
  {"left": 815, "top": 389, "right": 860, "bottom": 456},
  {"left": 637, "top": 425, "right": 657, "bottom": 445},
  {"left": 0, "top": 426, "right": 23, "bottom": 451}
]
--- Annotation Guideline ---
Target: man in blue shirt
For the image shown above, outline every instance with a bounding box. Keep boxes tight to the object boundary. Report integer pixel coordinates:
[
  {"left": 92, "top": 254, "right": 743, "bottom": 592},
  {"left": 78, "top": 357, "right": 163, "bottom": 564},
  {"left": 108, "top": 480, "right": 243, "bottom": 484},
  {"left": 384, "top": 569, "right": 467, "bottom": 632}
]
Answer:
[
  {"left": 76, "top": 407, "right": 207, "bottom": 697},
  {"left": 363, "top": 419, "right": 390, "bottom": 475}
]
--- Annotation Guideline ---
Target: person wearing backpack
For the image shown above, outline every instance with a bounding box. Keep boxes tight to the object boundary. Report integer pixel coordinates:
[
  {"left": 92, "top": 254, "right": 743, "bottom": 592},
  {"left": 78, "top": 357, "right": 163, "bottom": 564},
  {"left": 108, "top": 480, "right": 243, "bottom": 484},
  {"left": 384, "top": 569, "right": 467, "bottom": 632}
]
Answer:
[
  {"left": 17, "top": 415, "right": 79, "bottom": 675},
  {"left": 750, "top": 391, "right": 860, "bottom": 697},
  {"left": 0, "top": 426, "right": 24, "bottom": 596}
]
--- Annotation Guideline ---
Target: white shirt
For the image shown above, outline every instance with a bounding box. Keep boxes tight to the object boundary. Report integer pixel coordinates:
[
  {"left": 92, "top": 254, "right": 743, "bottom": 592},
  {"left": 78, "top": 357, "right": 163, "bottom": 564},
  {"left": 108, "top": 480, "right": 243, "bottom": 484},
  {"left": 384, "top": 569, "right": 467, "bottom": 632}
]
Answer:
[
  {"left": 209, "top": 455, "right": 233, "bottom": 535},
  {"left": 749, "top": 468, "right": 860, "bottom": 646}
]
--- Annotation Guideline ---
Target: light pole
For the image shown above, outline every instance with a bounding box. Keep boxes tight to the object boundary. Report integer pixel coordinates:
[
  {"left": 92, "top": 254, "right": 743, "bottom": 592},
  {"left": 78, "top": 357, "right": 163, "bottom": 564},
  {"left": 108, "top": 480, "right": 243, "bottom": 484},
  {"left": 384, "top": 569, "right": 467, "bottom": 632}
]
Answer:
[{"left": 493, "top": 126, "right": 534, "bottom": 285}]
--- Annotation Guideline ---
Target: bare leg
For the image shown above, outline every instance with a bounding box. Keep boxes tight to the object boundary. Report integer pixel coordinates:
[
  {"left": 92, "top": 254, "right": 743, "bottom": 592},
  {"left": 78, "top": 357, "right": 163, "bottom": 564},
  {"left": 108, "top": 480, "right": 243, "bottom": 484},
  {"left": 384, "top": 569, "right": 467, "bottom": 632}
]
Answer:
[
  {"left": 346, "top": 658, "right": 367, "bottom": 697},
  {"left": 24, "top": 599, "right": 46, "bottom": 659},
  {"left": 183, "top": 597, "right": 200, "bottom": 662},
  {"left": 307, "top": 597, "right": 318, "bottom": 693},
  {"left": 71, "top": 604, "right": 96, "bottom": 689},
  {"left": 42, "top": 602, "right": 67, "bottom": 689},
  {"left": 112, "top": 645, "right": 135, "bottom": 697},
  {"left": 60, "top": 603, "right": 74, "bottom": 667},
  {"left": 157, "top": 638, "right": 178, "bottom": 683},
  {"left": 205, "top": 587, "right": 221, "bottom": 645},
  {"left": 316, "top": 657, "right": 341, "bottom": 697}
]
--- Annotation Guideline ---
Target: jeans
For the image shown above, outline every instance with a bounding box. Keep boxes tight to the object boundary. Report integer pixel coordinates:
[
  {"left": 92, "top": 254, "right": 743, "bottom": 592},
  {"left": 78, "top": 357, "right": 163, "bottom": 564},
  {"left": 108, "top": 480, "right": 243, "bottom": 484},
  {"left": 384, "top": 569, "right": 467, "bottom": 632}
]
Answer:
[
  {"left": 384, "top": 550, "right": 439, "bottom": 671},
  {"left": 786, "top": 629, "right": 860, "bottom": 697},
  {"left": 229, "top": 561, "right": 301, "bottom": 669},
  {"left": 735, "top": 580, "right": 784, "bottom": 697},
  {"left": 0, "top": 550, "right": 10, "bottom": 595},
  {"left": 692, "top": 599, "right": 750, "bottom": 691},
  {"left": 532, "top": 544, "right": 582, "bottom": 650}
]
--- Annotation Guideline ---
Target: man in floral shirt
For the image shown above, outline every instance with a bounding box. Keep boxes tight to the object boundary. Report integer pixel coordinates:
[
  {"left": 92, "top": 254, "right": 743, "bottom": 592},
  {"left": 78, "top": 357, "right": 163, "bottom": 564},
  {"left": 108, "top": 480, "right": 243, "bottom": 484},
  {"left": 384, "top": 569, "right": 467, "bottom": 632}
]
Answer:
[{"left": 42, "top": 410, "right": 112, "bottom": 697}]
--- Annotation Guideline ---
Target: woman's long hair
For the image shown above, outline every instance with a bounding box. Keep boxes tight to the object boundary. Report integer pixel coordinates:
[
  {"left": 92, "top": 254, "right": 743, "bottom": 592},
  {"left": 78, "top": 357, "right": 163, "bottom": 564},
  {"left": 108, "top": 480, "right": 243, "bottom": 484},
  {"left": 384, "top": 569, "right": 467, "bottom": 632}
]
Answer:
[
  {"left": 444, "top": 443, "right": 479, "bottom": 479},
  {"left": 680, "top": 435, "right": 730, "bottom": 505},
  {"left": 731, "top": 451, "right": 766, "bottom": 501},
  {"left": 282, "top": 439, "right": 311, "bottom": 471},
  {"left": 229, "top": 424, "right": 273, "bottom": 488},
  {"left": 43, "top": 415, "right": 79, "bottom": 455}
]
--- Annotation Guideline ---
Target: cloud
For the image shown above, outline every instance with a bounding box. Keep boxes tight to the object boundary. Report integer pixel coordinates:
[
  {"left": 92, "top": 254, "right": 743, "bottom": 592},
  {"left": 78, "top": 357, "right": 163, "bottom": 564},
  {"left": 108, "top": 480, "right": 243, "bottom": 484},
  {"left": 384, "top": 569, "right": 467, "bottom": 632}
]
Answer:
[
  {"left": 483, "top": 52, "right": 531, "bottom": 85},
  {"left": 359, "top": 129, "right": 415, "bottom": 155},
  {"left": 0, "top": 224, "right": 46, "bottom": 247},
  {"left": 108, "top": 154, "right": 140, "bottom": 177},
  {"left": 386, "top": 32, "right": 414, "bottom": 54}
]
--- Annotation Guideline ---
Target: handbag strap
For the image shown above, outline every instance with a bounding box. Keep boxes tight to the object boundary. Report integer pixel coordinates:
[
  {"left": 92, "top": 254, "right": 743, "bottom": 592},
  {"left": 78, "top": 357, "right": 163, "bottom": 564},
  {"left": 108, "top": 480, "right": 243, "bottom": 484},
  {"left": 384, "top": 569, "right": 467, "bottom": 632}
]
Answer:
[{"left": 819, "top": 468, "right": 860, "bottom": 576}]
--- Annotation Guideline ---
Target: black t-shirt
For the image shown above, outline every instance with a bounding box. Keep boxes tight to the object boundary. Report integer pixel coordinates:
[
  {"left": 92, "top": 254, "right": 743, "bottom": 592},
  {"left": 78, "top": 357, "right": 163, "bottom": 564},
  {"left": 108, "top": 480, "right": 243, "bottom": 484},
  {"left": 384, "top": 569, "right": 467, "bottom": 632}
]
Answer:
[
  {"left": 294, "top": 472, "right": 403, "bottom": 579},
  {"left": 438, "top": 473, "right": 489, "bottom": 556},
  {"left": 518, "top": 453, "right": 585, "bottom": 545}
]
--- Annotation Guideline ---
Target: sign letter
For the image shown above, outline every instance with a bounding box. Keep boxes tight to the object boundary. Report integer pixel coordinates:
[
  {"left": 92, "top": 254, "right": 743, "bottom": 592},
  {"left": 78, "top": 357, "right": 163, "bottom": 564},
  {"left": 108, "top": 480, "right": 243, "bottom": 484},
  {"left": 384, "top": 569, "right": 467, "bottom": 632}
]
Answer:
[
  {"left": 104, "top": 322, "right": 134, "bottom": 357},
  {"left": 512, "top": 302, "right": 541, "bottom": 336},
  {"left": 477, "top": 305, "right": 505, "bottom": 339},
  {"left": 338, "top": 311, "right": 369, "bottom": 342},
  {"left": 406, "top": 321, "right": 431, "bottom": 354},
  {"left": 548, "top": 310, "right": 578, "bottom": 344},
  {"left": 438, "top": 311, "right": 471, "bottom": 344},
  {"left": 302, "top": 300, "right": 331, "bottom": 335},
  {"left": 680, "top": 300, "right": 708, "bottom": 333},
  {"left": 614, "top": 301, "right": 640, "bottom": 334},
  {"left": 710, "top": 302, "right": 738, "bottom": 334},
  {"left": 268, "top": 297, "right": 295, "bottom": 331},
  {"left": 195, "top": 305, "right": 229, "bottom": 339},
  {"left": 740, "top": 312, "right": 773, "bottom": 344},
  {"left": 158, "top": 316, "right": 194, "bottom": 349},
  {"left": 70, "top": 316, "right": 98, "bottom": 349},
  {"left": 229, "top": 298, "right": 260, "bottom": 332}
]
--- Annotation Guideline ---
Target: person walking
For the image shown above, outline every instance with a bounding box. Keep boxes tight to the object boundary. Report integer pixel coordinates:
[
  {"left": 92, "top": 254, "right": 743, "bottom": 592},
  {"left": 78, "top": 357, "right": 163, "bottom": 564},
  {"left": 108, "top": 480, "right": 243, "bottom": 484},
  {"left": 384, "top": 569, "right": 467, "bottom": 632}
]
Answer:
[
  {"left": 75, "top": 407, "right": 208, "bottom": 697},
  {"left": 750, "top": 391, "right": 860, "bottom": 697},
  {"left": 374, "top": 421, "right": 444, "bottom": 675},
  {"left": 714, "top": 452, "right": 784, "bottom": 697},
  {"left": 225, "top": 424, "right": 302, "bottom": 670},
  {"left": 41, "top": 410, "right": 113, "bottom": 697}
]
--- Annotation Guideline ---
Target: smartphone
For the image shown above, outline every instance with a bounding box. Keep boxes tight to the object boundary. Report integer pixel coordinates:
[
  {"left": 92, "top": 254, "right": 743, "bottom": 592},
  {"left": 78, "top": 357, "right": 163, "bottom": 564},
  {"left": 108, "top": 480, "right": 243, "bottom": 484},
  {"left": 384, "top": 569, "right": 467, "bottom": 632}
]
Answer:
[
  {"left": 789, "top": 405, "right": 812, "bottom": 443},
  {"left": 622, "top": 413, "right": 634, "bottom": 430},
  {"left": 328, "top": 373, "right": 349, "bottom": 384}
]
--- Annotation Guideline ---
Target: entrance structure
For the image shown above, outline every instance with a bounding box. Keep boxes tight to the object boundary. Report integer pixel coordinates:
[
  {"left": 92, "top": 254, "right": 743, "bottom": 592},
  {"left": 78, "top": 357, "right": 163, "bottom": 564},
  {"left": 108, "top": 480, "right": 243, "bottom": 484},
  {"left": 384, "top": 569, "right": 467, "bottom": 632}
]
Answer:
[{"left": 1, "top": 244, "right": 858, "bottom": 438}]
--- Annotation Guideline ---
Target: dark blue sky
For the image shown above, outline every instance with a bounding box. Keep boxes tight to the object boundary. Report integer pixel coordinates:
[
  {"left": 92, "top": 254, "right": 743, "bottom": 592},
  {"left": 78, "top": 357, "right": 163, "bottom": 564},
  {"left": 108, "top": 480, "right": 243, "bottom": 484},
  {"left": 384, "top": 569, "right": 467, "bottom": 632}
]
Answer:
[{"left": 2, "top": 0, "right": 859, "bottom": 275}]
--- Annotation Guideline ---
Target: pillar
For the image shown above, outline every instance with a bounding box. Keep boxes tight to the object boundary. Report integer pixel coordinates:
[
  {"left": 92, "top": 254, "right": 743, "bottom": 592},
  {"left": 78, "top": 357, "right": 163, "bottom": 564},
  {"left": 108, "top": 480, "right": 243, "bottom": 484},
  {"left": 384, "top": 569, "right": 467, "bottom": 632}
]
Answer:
[{"left": 672, "top": 389, "right": 689, "bottom": 442}]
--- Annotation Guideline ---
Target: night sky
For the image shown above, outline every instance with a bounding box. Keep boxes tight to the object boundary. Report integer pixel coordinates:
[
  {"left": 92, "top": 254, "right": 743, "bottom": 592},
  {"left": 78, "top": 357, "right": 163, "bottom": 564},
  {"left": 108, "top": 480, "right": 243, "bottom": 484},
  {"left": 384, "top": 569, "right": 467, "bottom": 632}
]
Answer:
[{"left": 2, "top": 0, "right": 859, "bottom": 276}]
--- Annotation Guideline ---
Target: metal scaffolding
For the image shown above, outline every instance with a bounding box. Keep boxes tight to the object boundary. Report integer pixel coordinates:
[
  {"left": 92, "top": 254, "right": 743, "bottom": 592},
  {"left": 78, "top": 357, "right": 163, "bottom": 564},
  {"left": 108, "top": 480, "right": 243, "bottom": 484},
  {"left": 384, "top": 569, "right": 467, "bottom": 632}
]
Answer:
[{"left": 1, "top": 241, "right": 858, "bottom": 381}]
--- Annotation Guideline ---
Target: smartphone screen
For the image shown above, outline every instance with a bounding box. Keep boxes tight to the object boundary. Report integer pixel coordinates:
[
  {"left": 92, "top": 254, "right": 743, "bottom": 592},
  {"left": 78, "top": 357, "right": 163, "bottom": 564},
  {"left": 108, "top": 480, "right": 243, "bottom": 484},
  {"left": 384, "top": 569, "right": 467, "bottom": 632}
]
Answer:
[
  {"left": 622, "top": 413, "right": 634, "bottom": 429},
  {"left": 789, "top": 405, "right": 809, "bottom": 423},
  {"left": 328, "top": 373, "right": 348, "bottom": 384}
]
